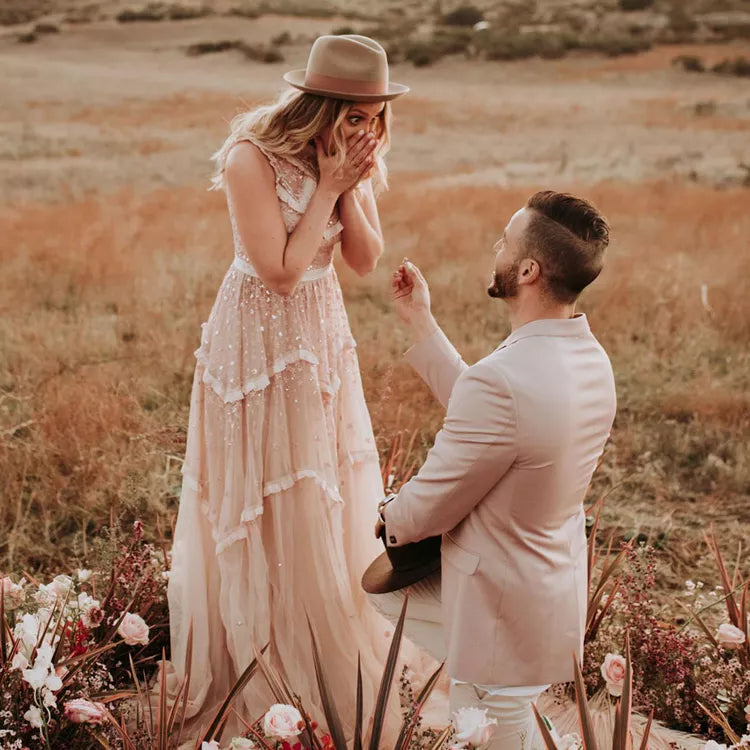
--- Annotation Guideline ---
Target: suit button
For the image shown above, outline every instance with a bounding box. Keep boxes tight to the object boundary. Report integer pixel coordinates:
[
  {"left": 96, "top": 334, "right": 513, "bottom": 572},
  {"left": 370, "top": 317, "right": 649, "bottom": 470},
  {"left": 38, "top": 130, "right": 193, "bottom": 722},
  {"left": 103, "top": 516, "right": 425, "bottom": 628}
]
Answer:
[{"left": 389, "top": 535, "right": 397, "bottom": 544}]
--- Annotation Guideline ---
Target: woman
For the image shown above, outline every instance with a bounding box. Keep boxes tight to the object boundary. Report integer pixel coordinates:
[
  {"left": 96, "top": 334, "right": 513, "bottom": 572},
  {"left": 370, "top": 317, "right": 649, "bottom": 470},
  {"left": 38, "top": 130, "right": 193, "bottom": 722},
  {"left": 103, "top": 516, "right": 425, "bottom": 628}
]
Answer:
[{"left": 166, "top": 35, "right": 410, "bottom": 733}]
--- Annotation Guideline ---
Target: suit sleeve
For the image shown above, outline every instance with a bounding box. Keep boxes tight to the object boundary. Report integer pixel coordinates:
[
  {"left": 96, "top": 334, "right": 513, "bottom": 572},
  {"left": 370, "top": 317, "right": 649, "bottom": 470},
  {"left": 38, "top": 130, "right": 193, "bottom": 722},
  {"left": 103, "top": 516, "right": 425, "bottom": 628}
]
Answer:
[
  {"left": 404, "top": 326, "right": 468, "bottom": 409},
  {"left": 384, "top": 361, "right": 517, "bottom": 546}
]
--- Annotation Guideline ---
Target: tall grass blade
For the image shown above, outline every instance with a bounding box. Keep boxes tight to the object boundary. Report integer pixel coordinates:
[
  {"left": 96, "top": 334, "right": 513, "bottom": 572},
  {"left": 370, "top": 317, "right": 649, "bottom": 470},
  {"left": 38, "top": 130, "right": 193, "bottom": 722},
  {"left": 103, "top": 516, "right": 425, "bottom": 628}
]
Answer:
[
  {"left": 697, "top": 701, "right": 741, "bottom": 745},
  {"left": 128, "top": 652, "right": 153, "bottom": 744},
  {"left": 705, "top": 530, "right": 742, "bottom": 625},
  {"left": 0, "top": 582, "right": 6, "bottom": 666},
  {"left": 612, "top": 703, "right": 623, "bottom": 750},
  {"left": 175, "top": 619, "right": 195, "bottom": 742},
  {"left": 103, "top": 708, "right": 139, "bottom": 750},
  {"left": 252, "top": 644, "right": 293, "bottom": 705},
  {"left": 157, "top": 647, "right": 168, "bottom": 750},
  {"left": 427, "top": 725, "right": 452, "bottom": 750},
  {"left": 531, "top": 704, "right": 560, "bottom": 749},
  {"left": 368, "top": 594, "right": 409, "bottom": 750},
  {"left": 353, "top": 654, "right": 363, "bottom": 750},
  {"left": 616, "top": 633, "right": 633, "bottom": 750},
  {"left": 306, "top": 614, "right": 347, "bottom": 750},
  {"left": 572, "top": 653, "right": 598, "bottom": 750},
  {"left": 200, "top": 643, "right": 268, "bottom": 742},
  {"left": 672, "top": 597, "right": 720, "bottom": 649},
  {"left": 394, "top": 661, "right": 444, "bottom": 750},
  {"left": 638, "top": 710, "right": 654, "bottom": 750}
]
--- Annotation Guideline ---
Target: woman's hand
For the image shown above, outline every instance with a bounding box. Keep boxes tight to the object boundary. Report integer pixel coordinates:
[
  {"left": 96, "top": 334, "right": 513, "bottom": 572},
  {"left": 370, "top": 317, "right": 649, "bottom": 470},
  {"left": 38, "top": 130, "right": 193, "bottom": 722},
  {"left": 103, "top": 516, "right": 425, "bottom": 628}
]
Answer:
[{"left": 316, "top": 130, "right": 376, "bottom": 196}]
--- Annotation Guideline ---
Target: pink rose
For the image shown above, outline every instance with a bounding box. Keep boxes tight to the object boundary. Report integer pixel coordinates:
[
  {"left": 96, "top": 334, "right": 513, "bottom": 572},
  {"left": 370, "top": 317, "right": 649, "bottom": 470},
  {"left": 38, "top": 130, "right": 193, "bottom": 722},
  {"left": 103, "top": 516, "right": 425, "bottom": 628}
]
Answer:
[
  {"left": 117, "top": 612, "right": 150, "bottom": 646},
  {"left": 715, "top": 623, "right": 746, "bottom": 650},
  {"left": 262, "top": 704, "right": 303, "bottom": 740},
  {"left": 453, "top": 706, "right": 497, "bottom": 746},
  {"left": 600, "top": 653, "right": 627, "bottom": 697},
  {"left": 64, "top": 698, "right": 107, "bottom": 725}
]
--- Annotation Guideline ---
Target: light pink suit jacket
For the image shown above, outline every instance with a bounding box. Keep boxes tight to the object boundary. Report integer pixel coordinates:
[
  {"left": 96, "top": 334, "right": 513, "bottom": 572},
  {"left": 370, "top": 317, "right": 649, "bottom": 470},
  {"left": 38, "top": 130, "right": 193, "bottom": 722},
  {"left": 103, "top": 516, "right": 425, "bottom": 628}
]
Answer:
[{"left": 385, "top": 315, "right": 616, "bottom": 686}]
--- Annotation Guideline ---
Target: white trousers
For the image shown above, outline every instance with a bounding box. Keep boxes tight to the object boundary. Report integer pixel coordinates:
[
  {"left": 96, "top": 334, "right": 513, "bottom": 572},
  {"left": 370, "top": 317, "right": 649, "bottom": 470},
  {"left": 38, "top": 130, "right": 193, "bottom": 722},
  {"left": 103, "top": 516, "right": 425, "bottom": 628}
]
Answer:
[{"left": 368, "top": 573, "right": 548, "bottom": 750}]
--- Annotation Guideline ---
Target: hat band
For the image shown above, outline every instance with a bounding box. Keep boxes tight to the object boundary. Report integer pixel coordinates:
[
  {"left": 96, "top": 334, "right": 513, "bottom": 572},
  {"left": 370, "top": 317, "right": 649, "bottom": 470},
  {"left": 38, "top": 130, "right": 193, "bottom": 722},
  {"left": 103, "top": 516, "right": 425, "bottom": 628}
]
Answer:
[{"left": 304, "top": 72, "right": 387, "bottom": 96}]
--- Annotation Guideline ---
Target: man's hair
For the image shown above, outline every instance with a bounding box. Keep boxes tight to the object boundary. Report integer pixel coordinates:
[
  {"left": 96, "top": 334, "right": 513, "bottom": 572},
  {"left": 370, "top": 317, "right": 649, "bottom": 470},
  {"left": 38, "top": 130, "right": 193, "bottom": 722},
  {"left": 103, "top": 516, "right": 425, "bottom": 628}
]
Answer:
[{"left": 522, "top": 191, "right": 610, "bottom": 304}]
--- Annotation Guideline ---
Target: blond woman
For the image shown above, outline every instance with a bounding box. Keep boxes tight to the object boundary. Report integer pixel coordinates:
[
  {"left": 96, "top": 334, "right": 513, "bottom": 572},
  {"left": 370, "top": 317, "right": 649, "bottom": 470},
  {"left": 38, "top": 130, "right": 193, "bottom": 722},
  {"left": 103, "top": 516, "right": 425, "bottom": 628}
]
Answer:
[{"left": 166, "top": 35, "right": 409, "bottom": 734}]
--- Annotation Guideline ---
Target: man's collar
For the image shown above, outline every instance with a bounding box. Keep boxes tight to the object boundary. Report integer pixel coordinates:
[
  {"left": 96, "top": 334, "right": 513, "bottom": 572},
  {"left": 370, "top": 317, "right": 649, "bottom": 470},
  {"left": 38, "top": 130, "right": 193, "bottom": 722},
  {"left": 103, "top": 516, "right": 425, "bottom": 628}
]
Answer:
[{"left": 497, "top": 313, "right": 591, "bottom": 350}]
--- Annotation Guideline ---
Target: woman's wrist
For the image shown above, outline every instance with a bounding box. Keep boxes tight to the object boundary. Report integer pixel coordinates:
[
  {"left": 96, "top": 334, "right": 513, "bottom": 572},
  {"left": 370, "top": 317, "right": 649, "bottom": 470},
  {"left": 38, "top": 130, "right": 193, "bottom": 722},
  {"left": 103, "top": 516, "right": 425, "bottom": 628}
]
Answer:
[{"left": 315, "top": 180, "right": 342, "bottom": 203}]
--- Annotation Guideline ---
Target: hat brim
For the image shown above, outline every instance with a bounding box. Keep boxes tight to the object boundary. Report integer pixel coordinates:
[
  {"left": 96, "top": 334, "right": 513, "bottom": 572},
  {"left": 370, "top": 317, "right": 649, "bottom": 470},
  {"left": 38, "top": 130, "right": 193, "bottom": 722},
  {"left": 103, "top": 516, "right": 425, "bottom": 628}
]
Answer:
[
  {"left": 283, "top": 70, "right": 409, "bottom": 102},
  {"left": 361, "top": 550, "right": 441, "bottom": 595}
]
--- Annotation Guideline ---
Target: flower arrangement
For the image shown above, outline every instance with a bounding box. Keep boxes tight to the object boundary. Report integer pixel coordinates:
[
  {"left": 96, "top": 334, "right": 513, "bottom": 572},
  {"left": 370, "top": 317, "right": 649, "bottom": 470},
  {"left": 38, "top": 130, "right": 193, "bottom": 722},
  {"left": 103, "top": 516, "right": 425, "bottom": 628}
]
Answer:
[
  {"left": 0, "top": 520, "right": 168, "bottom": 748},
  {"left": 2, "top": 490, "right": 748, "bottom": 750},
  {"left": 577, "top": 497, "right": 750, "bottom": 745}
]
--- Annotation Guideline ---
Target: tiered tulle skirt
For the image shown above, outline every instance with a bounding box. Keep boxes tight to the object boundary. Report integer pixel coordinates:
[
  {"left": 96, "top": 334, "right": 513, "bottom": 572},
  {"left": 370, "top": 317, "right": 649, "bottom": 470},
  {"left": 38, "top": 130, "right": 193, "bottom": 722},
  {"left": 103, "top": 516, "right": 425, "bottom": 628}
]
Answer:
[{"left": 166, "top": 262, "right": 393, "bottom": 733}]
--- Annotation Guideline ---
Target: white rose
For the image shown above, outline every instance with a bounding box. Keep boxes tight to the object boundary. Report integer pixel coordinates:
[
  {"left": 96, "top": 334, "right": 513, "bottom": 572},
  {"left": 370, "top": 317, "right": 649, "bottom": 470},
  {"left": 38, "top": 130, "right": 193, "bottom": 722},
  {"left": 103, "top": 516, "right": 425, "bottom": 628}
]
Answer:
[
  {"left": 262, "top": 704, "right": 304, "bottom": 740},
  {"left": 201, "top": 742, "right": 220, "bottom": 750},
  {"left": 24, "top": 705, "right": 43, "bottom": 729},
  {"left": 230, "top": 739, "right": 257, "bottom": 749},
  {"left": 14, "top": 613, "right": 40, "bottom": 649},
  {"left": 35, "top": 584, "right": 58, "bottom": 609},
  {"left": 453, "top": 706, "right": 498, "bottom": 746},
  {"left": 50, "top": 575, "right": 74, "bottom": 598},
  {"left": 76, "top": 569, "right": 92, "bottom": 582},
  {"left": 12, "top": 652, "right": 29, "bottom": 671},
  {"left": 35, "top": 643, "right": 54, "bottom": 670},
  {"left": 600, "top": 653, "right": 627, "bottom": 697},
  {"left": 1, "top": 577, "right": 25, "bottom": 610},
  {"left": 702, "top": 742, "right": 727, "bottom": 750},
  {"left": 715, "top": 623, "right": 746, "bottom": 649},
  {"left": 117, "top": 612, "right": 150, "bottom": 646}
]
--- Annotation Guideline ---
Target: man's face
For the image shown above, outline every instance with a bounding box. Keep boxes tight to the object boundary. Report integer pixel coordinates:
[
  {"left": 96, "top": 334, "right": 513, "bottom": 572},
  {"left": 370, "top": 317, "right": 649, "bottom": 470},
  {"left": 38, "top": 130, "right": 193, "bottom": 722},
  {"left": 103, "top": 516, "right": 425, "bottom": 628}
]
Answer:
[{"left": 488, "top": 208, "right": 531, "bottom": 299}]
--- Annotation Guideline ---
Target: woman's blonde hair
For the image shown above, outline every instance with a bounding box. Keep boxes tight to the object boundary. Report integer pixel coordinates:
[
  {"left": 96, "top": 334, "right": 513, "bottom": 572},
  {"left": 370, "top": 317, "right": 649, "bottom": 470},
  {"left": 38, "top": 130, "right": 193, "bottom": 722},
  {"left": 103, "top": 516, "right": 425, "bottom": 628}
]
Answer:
[{"left": 210, "top": 89, "right": 392, "bottom": 193}]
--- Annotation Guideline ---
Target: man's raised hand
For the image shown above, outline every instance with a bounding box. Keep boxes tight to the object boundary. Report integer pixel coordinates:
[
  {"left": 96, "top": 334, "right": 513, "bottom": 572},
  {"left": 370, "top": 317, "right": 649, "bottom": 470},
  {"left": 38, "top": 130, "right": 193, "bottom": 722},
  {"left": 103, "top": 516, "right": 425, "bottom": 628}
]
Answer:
[{"left": 391, "top": 259, "right": 431, "bottom": 325}]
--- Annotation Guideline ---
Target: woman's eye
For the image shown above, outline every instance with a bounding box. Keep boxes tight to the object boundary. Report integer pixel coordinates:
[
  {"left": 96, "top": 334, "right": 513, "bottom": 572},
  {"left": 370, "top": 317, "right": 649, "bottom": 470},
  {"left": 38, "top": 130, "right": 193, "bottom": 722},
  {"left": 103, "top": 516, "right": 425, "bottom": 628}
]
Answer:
[{"left": 349, "top": 117, "right": 361, "bottom": 125}]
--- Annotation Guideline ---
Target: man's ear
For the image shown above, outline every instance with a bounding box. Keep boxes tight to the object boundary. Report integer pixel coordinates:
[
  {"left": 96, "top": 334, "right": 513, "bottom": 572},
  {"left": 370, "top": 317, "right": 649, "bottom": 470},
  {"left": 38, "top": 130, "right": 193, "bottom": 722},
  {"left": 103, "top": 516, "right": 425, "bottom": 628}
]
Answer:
[{"left": 518, "top": 258, "right": 540, "bottom": 285}]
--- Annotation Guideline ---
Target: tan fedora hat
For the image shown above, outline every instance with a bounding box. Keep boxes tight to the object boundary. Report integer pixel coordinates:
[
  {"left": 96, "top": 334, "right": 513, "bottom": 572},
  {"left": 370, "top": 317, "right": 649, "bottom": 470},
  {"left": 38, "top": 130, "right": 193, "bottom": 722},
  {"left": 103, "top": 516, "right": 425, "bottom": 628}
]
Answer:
[{"left": 283, "top": 34, "right": 409, "bottom": 102}]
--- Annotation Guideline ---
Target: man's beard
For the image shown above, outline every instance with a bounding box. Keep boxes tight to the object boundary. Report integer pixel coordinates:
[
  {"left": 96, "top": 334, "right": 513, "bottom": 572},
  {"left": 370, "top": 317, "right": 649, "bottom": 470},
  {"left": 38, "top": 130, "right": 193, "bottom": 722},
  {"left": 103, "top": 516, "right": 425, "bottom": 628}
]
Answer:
[{"left": 487, "top": 261, "right": 519, "bottom": 299}]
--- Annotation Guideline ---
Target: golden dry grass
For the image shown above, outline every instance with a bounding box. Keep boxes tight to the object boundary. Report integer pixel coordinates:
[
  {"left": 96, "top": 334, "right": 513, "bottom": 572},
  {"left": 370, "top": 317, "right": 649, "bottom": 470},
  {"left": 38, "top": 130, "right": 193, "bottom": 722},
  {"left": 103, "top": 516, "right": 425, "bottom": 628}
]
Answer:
[{"left": 1, "top": 177, "right": 748, "bottom": 595}]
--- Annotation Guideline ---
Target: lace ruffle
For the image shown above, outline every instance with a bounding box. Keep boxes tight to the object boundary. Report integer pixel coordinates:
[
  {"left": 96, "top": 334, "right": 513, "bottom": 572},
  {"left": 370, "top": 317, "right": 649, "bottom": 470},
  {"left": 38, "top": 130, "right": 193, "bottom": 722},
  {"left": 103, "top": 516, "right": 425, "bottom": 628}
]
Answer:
[
  {"left": 197, "top": 346, "right": 322, "bottom": 404},
  {"left": 183, "top": 460, "right": 377, "bottom": 556}
]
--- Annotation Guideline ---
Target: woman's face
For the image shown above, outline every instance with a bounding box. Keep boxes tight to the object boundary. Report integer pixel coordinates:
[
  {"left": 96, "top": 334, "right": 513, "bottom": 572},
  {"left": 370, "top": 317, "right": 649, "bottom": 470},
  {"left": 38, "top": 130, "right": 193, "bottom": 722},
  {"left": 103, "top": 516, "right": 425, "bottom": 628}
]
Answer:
[
  {"left": 339, "top": 101, "right": 386, "bottom": 140},
  {"left": 319, "top": 101, "right": 386, "bottom": 151}
]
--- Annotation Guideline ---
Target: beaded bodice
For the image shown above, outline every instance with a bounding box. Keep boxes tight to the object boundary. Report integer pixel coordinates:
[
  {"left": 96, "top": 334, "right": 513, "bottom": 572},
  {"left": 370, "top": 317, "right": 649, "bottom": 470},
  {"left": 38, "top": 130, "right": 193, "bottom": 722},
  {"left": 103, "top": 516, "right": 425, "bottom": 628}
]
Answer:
[{"left": 227, "top": 140, "right": 343, "bottom": 271}]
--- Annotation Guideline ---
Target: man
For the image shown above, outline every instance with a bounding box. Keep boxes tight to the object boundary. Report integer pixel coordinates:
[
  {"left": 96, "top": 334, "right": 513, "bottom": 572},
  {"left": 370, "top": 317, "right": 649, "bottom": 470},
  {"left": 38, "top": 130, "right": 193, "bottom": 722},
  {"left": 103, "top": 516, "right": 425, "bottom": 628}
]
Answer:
[{"left": 365, "top": 191, "right": 617, "bottom": 748}]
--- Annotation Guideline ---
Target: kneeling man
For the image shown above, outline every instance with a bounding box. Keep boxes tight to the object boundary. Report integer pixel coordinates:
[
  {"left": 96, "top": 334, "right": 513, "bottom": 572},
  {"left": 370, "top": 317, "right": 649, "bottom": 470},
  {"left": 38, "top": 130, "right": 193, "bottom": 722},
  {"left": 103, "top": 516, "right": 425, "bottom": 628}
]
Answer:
[{"left": 364, "top": 191, "right": 617, "bottom": 749}]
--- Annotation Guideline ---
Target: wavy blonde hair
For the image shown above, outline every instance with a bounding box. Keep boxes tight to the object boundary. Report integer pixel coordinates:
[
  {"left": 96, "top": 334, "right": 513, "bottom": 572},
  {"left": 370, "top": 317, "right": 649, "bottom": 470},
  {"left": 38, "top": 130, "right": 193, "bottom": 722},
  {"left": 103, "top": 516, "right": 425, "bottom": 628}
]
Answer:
[{"left": 210, "top": 89, "right": 392, "bottom": 193}]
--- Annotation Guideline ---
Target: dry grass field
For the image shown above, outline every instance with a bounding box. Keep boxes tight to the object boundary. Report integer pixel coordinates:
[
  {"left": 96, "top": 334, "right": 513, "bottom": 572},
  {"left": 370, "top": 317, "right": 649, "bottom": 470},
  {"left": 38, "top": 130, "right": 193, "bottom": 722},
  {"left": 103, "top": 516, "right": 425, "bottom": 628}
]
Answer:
[{"left": 1, "top": 1, "right": 749, "bottom": 609}]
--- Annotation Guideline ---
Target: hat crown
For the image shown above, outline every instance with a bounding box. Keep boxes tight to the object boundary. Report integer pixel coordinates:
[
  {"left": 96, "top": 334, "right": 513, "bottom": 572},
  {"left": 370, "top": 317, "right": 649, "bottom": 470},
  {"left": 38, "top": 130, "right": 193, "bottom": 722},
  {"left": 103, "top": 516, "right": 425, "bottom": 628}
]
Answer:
[
  {"left": 306, "top": 35, "right": 388, "bottom": 85},
  {"left": 385, "top": 535, "right": 441, "bottom": 572},
  {"left": 282, "top": 34, "right": 408, "bottom": 102}
]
